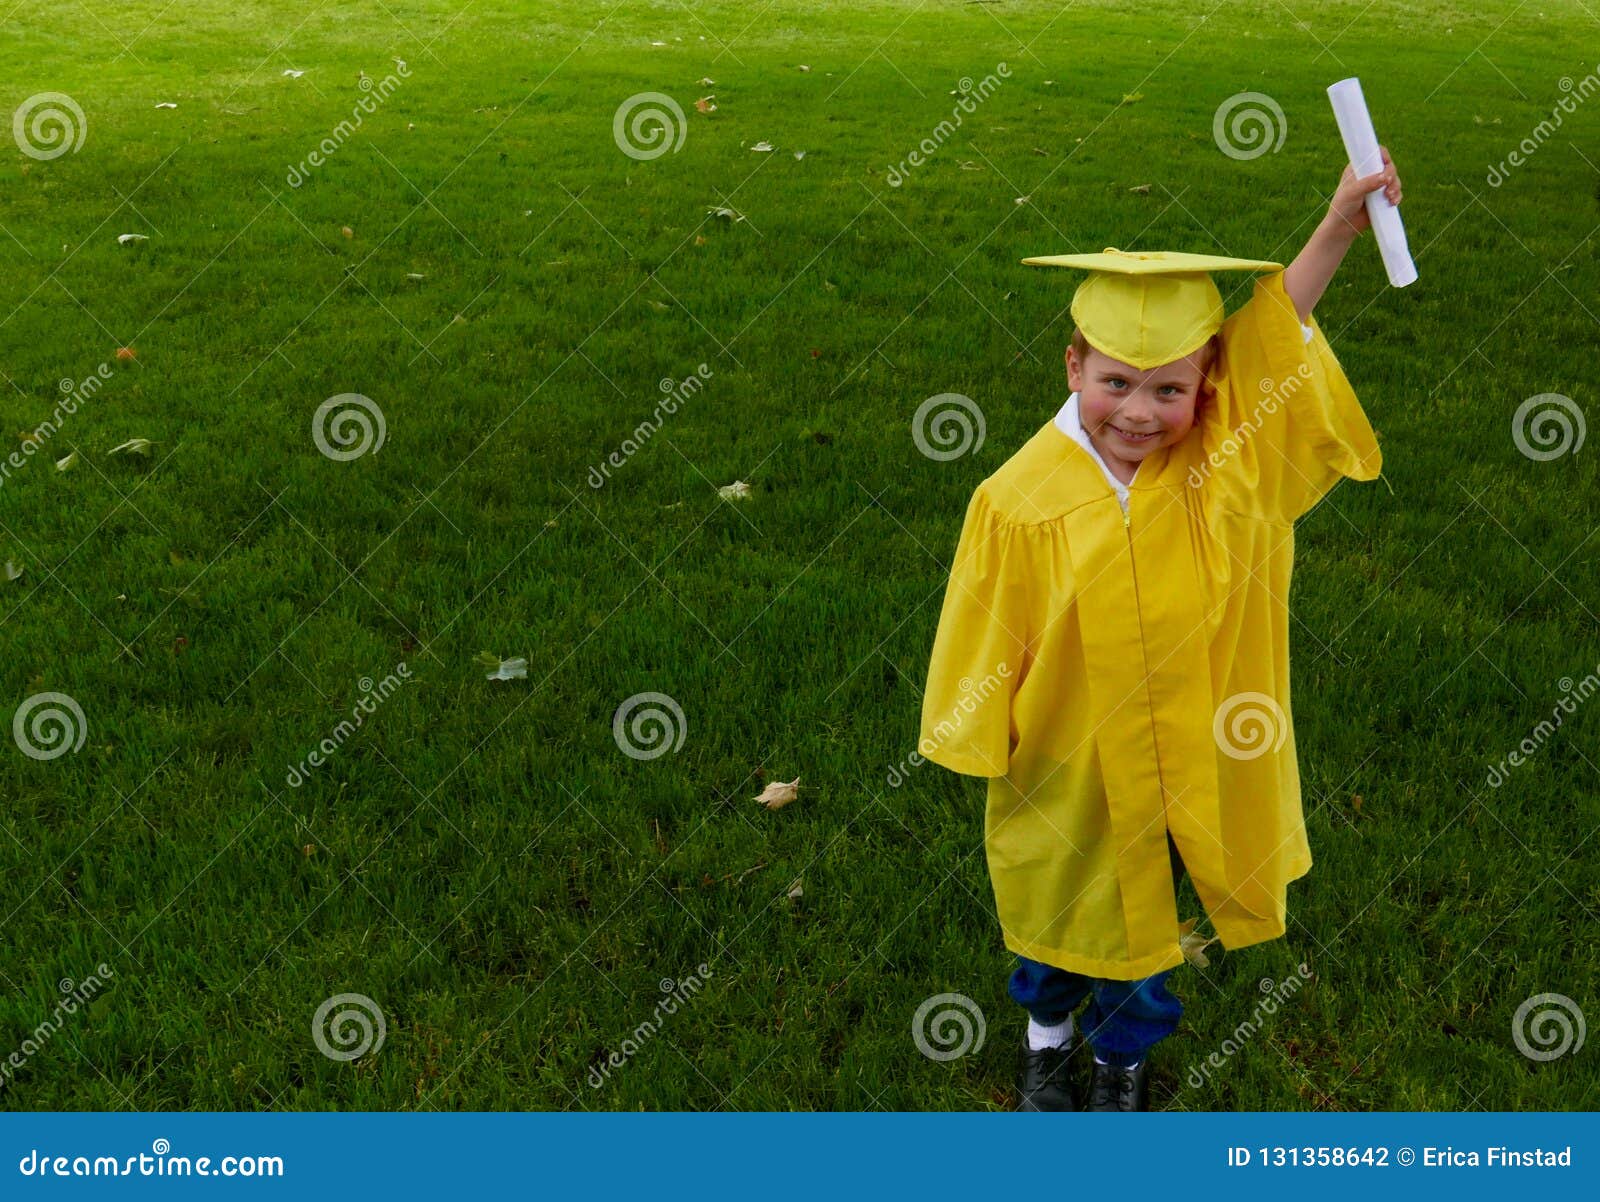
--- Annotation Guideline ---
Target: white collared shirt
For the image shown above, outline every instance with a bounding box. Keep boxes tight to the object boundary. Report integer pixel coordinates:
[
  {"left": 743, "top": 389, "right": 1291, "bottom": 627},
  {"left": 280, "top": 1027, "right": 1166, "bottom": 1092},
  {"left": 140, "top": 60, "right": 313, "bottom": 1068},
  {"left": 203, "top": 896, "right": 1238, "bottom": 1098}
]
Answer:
[{"left": 1053, "top": 322, "right": 1316, "bottom": 514}]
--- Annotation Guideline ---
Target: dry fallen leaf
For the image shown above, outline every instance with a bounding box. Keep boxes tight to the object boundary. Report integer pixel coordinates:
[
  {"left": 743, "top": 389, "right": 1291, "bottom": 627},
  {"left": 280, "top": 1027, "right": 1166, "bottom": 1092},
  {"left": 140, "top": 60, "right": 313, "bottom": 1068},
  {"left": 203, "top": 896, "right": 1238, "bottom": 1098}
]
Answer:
[
  {"left": 793, "top": 149, "right": 805, "bottom": 160},
  {"left": 717, "top": 479, "right": 751, "bottom": 500},
  {"left": 154, "top": 102, "right": 177, "bottom": 110},
  {"left": 798, "top": 64, "right": 810, "bottom": 72},
  {"left": 749, "top": 140, "right": 774, "bottom": 152},
  {"left": 698, "top": 77, "right": 716, "bottom": 86},
  {"left": 1177, "top": 916, "right": 1220, "bottom": 968},
  {"left": 695, "top": 95, "right": 716, "bottom": 114},
  {"left": 1122, "top": 91, "right": 1144, "bottom": 104},
  {"left": 341, "top": 226, "right": 354, "bottom": 239},
  {"left": 282, "top": 68, "right": 305, "bottom": 79},
  {"left": 117, "top": 233, "right": 148, "bottom": 245},
  {"left": 484, "top": 656, "right": 527, "bottom": 681},
  {"left": 1128, "top": 183, "right": 1151, "bottom": 194},
  {"left": 787, "top": 878, "right": 803, "bottom": 900},
  {"left": 4, "top": 560, "right": 22, "bottom": 582},
  {"left": 108, "top": 438, "right": 155, "bottom": 456},
  {"left": 1014, "top": 195, "right": 1031, "bottom": 206},
  {"left": 706, "top": 205, "right": 746, "bottom": 223},
  {"left": 754, "top": 777, "right": 801, "bottom": 809},
  {"left": 55, "top": 451, "right": 77, "bottom": 472}
]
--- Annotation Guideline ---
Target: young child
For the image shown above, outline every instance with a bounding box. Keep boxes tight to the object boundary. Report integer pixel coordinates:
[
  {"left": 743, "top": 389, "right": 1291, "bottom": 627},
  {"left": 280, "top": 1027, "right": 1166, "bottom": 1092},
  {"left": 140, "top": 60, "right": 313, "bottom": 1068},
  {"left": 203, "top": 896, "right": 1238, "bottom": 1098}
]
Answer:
[{"left": 918, "top": 151, "right": 1402, "bottom": 1112}]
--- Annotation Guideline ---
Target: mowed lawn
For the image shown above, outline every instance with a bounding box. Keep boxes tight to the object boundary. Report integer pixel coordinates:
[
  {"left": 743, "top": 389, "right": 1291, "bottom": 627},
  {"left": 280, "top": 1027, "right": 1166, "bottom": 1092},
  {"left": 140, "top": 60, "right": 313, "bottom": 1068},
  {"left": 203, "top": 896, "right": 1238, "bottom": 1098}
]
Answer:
[{"left": 0, "top": 0, "right": 1596, "bottom": 1111}]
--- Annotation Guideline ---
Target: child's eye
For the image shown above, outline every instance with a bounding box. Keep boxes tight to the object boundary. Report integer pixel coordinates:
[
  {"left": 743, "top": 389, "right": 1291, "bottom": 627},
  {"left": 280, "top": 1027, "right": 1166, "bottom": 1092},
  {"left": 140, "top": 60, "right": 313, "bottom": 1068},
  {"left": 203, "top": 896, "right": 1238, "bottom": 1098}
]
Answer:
[{"left": 1107, "top": 378, "right": 1126, "bottom": 389}]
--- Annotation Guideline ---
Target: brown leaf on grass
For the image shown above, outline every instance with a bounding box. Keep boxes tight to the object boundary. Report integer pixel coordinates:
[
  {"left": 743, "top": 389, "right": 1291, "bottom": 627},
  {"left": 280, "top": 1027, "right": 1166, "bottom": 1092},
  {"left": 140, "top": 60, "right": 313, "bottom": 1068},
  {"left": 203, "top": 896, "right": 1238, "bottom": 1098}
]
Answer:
[
  {"left": 1128, "top": 183, "right": 1151, "bottom": 194},
  {"left": 1178, "top": 916, "right": 1220, "bottom": 968},
  {"left": 786, "top": 878, "right": 803, "bottom": 900},
  {"left": 695, "top": 95, "right": 716, "bottom": 114},
  {"left": 754, "top": 776, "right": 800, "bottom": 809}
]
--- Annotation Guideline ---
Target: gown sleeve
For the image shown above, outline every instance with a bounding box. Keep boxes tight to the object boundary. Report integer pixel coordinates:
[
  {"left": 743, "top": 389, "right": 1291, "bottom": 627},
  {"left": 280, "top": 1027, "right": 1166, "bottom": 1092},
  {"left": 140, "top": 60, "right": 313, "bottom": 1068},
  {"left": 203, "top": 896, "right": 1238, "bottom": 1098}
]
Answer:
[
  {"left": 918, "top": 485, "right": 1030, "bottom": 778},
  {"left": 1201, "top": 268, "right": 1383, "bottom": 524}
]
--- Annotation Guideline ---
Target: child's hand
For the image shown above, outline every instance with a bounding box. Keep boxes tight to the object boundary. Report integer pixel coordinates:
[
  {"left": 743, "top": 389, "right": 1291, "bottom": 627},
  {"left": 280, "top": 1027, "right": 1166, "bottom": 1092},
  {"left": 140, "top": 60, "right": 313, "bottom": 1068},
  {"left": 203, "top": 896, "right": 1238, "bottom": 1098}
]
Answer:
[{"left": 1328, "top": 145, "right": 1402, "bottom": 238}]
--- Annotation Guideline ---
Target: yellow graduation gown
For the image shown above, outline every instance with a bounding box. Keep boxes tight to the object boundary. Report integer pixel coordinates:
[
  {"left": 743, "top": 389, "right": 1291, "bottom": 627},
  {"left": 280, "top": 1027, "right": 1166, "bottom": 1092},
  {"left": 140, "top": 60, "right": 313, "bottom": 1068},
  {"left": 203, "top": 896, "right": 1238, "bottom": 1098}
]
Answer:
[{"left": 918, "top": 269, "right": 1382, "bottom": 980}]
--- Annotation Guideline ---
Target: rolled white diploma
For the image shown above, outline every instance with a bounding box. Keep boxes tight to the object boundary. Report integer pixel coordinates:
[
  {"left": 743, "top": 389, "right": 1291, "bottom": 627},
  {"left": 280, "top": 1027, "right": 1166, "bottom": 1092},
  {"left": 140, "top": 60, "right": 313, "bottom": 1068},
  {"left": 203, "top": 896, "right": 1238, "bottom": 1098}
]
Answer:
[{"left": 1327, "top": 77, "right": 1417, "bottom": 287}]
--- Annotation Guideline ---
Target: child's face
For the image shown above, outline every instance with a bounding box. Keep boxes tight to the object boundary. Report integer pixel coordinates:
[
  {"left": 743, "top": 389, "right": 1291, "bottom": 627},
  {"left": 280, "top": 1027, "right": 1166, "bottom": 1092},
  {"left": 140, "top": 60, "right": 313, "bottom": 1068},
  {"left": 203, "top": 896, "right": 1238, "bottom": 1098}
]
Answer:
[{"left": 1066, "top": 340, "right": 1212, "bottom": 470}]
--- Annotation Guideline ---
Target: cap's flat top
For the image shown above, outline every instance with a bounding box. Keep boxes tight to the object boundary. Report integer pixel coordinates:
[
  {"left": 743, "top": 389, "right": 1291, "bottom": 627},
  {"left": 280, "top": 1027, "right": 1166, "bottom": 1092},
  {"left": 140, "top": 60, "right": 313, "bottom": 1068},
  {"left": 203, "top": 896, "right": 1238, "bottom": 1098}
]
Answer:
[{"left": 1020, "top": 247, "right": 1284, "bottom": 273}]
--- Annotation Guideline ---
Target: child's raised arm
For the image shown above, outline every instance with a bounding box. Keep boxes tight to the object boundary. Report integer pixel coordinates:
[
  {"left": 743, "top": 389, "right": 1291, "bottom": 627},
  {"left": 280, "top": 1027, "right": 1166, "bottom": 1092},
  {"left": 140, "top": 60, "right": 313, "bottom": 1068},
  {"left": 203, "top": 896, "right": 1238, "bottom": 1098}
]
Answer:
[{"left": 1283, "top": 145, "right": 1403, "bottom": 323}]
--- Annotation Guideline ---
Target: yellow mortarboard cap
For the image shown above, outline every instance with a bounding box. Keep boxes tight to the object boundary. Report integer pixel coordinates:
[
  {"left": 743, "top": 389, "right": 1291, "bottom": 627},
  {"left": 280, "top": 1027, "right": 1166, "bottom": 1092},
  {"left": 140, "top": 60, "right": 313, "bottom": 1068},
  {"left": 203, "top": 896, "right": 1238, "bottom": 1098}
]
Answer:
[{"left": 1020, "top": 247, "right": 1283, "bottom": 370}]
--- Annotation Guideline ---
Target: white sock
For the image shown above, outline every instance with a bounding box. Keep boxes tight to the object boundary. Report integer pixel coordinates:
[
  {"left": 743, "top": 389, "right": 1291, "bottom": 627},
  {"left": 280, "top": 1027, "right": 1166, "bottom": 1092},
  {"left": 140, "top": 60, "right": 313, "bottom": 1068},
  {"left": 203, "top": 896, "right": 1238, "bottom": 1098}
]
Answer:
[
  {"left": 1093, "top": 1052, "right": 1145, "bottom": 1068},
  {"left": 1026, "top": 1015, "right": 1075, "bottom": 1050}
]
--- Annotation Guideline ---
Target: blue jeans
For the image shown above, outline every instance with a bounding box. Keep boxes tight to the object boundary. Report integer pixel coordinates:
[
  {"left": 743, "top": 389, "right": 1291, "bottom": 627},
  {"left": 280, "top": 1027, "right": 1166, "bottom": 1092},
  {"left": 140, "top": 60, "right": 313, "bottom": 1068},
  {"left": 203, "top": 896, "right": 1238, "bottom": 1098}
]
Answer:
[{"left": 1008, "top": 831, "right": 1186, "bottom": 1067}]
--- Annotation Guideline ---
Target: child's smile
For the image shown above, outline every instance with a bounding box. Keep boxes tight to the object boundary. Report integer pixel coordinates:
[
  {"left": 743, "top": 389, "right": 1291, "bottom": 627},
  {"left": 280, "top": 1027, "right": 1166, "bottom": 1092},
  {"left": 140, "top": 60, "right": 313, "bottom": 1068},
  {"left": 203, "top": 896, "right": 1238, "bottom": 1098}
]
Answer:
[{"left": 1066, "top": 339, "right": 1213, "bottom": 480}]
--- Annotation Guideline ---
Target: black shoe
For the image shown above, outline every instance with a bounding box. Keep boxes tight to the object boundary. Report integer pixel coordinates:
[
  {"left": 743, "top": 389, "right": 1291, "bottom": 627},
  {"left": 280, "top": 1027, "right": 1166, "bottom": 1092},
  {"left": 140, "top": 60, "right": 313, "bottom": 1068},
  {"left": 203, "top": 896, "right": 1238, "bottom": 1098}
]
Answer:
[
  {"left": 1086, "top": 1055, "right": 1150, "bottom": 1112},
  {"left": 1016, "top": 1035, "right": 1078, "bottom": 1112}
]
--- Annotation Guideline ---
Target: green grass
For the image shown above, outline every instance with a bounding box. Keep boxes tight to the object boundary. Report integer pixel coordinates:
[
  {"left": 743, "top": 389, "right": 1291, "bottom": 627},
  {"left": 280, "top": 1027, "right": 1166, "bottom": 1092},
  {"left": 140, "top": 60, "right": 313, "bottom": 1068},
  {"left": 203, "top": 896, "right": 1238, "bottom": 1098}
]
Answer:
[{"left": 1, "top": 0, "right": 1597, "bottom": 1111}]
